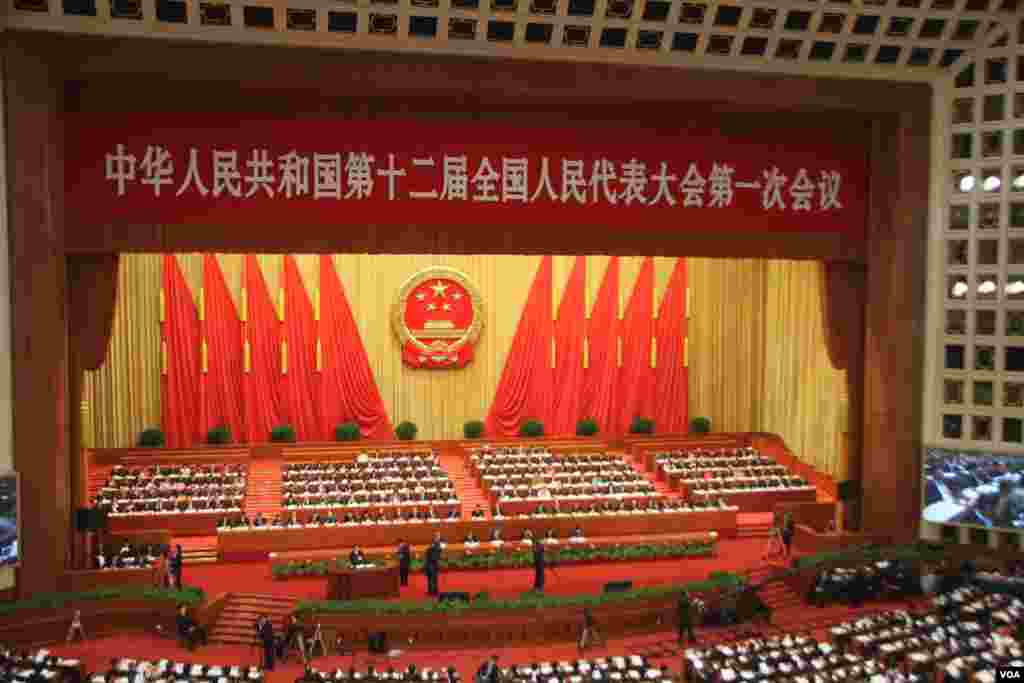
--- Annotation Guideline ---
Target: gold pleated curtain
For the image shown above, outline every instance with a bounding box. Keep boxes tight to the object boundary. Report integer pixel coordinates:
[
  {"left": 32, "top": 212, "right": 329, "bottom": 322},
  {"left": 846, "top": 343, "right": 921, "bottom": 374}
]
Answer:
[
  {"left": 83, "top": 254, "right": 162, "bottom": 449},
  {"left": 84, "top": 254, "right": 848, "bottom": 478}
]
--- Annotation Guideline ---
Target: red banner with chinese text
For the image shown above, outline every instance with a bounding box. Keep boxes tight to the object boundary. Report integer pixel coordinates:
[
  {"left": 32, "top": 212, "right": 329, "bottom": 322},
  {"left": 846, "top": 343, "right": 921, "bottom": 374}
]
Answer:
[{"left": 65, "top": 114, "right": 869, "bottom": 238}]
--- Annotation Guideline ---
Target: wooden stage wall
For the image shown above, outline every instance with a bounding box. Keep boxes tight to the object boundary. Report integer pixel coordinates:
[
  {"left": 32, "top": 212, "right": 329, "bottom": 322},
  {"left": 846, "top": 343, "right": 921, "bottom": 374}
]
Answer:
[{"left": 6, "top": 32, "right": 927, "bottom": 595}]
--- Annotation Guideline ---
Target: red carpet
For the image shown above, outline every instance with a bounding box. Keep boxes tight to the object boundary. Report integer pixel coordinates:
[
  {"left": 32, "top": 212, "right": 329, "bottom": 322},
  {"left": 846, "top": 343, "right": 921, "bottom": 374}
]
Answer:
[
  {"left": 45, "top": 535, "right": 922, "bottom": 683},
  {"left": 185, "top": 539, "right": 769, "bottom": 602}
]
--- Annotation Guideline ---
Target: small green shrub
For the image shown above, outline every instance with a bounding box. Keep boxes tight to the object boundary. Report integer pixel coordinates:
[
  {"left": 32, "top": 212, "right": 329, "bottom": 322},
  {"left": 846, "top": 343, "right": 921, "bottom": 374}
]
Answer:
[
  {"left": 335, "top": 422, "right": 361, "bottom": 441},
  {"left": 395, "top": 421, "right": 418, "bottom": 441},
  {"left": 207, "top": 425, "right": 232, "bottom": 445},
  {"left": 576, "top": 418, "right": 599, "bottom": 437},
  {"left": 271, "top": 425, "right": 297, "bottom": 443},
  {"left": 690, "top": 416, "right": 711, "bottom": 434},
  {"left": 629, "top": 417, "right": 655, "bottom": 434},
  {"left": 520, "top": 419, "right": 544, "bottom": 438},
  {"left": 463, "top": 420, "right": 485, "bottom": 439},
  {"left": 138, "top": 428, "right": 166, "bottom": 448}
]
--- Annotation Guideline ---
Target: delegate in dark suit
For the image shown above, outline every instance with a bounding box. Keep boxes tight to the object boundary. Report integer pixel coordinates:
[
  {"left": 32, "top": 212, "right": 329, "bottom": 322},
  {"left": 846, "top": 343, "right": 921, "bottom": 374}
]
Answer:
[
  {"left": 425, "top": 539, "right": 442, "bottom": 596},
  {"left": 257, "top": 616, "right": 276, "bottom": 671},
  {"left": 349, "top": 547, "right": 366, "bottom": 566},
  {"left": 532, "top": 542, "right": 545, "bottom": 592},
  {"left": 677, "top": 592, "right": 695, "bottom": 644},
  {"left": 397, "top": 542, "right": 412, "bottom": 587}
]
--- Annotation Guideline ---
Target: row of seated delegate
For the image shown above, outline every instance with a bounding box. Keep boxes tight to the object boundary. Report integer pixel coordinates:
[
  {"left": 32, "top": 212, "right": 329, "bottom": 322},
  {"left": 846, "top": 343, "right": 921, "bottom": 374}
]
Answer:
[
  {"left": 282, "top": 488, "right": 459, "bottom": 509},
  {"left": 0, "top": 649, "right": 82, "bottom": 683},
  {"left": 218, "top": 497, "right": 734, "bottom": 532},
  {"left": 109, "top": 464, "right": 247, "bottom": 483},
  {"left": 685, "top": 477, "right": 809, "bottom": 494},
  {"left": 473, "top": 451, "right": 656, "bottom": 504},
  {"left": 96, "top": 464, "right": 247, "bottom": 516},
  {"left": 92, "top": 659, "right": 263, "bottom": 683},
  {"left": 682, "top": 582, "right": 1024, "bottom": 683},
  {"left": 286, "top": 450, "right": 436, "bottom": 470},
  {"left": 501, "top": 655, "right": 672, "bottom": 683},
  {"left": 102, "top": 496, "right": 244, "bottom": 515},
  {"left": 826, "top": 589, "right": 1023, "bottom": 683},
  {"left": 684, "top": 632, "right": 890, "bottom": 683},
  {"left": 283, "top": 453, "right": 459, "bottom": 509},
  {"left": 94, "top": 543, "right": 162, "bottom": 570},
  {"left": 298, "top": 665, "right": 459, "bottom": 683},
  {"left": 672, "top": 466, "right": 789, "bottom": 479}
]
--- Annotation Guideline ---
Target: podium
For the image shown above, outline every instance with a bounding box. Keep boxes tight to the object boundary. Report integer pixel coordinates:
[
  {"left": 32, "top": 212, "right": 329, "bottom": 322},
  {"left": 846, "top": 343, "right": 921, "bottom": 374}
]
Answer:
[{"left": 327, "top": 563, "right": 401, "bottom": 600}]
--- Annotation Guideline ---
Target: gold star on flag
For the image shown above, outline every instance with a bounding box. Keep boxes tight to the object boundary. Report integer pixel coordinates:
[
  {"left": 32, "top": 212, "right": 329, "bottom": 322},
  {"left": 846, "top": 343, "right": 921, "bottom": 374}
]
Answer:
[
  {"left": 442, "top": 302, "right": 452, "bottom": 311},
  {"left": 430, "top": 281, "right": 450, "bottom": 298},
  {"left": 452, "top": 292, "right": 463, "bottom": 301},
  {"left": 415, "top": 292, "right": 426, "bottom": 301},
  {"left": 426, "top": 302, "right": 437, "bottom": 311}
]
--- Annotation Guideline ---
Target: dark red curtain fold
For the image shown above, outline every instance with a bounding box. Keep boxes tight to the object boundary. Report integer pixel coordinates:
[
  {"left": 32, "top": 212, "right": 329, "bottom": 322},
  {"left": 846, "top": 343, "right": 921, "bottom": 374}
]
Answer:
[
  {"left": 201, "top": 254, "right": 245, "bottom": 442},
  {"left": 580, "top": 257, "right": 620, "bottom": 435},
  {"left": 486, "top": 256, "right": 554, "bottom": 437},
  {"left": 281, "top": 256, "right": 322, "bottom": 440},
  {"left": 162, "top": 254, "right": 201, "bottom": 448},
  {"left": 618, "top": 257, "right": 655, "bottom": 434},
  {"left": 550, "top": 256, "right": 586, "bottom": 436},
  {"left": 319, "top": 255, "right": 393, "bottom": 440},
  {"left": 67, "top": 254, "right": 121, "bottom": 371},
  {"left": 653, "top": 258, "right": 689, "bottom": 435},
  {"left": 243, "top": 255, "right": 283, "bottom": 443},
  {"left": 821, "top": 261, "right": 866, "bottom": 372}
]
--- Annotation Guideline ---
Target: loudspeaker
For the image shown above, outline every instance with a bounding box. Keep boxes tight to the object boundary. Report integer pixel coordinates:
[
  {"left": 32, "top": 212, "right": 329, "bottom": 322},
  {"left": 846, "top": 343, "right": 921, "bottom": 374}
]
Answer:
[
  {"left": 92, "top": 508, "right": 109, "bottom": 531},
  {"left": 603, "top": 581, "right": 632, "bottom": 593},
  {"left": 75, "top": 508, "right": 109, "bottom": 531},
  {"left": 75, "top": 508, "right": 92, "bottom": 532},
  {"left": 437, "top": 591, "right": 470, "bottom": 603},
  {"left": 837, "top": 480, "right": 861, "bottom": 501},
  {"left": 367, "top": 631, "right": 388, "bottom": 653}
]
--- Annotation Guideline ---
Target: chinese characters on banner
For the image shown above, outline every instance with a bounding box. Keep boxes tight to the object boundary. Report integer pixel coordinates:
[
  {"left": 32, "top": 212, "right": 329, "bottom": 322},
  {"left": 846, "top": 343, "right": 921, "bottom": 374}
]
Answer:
[
  {"left": 68, "top": 117, "right": 868, "bottom": 236},
  {"left": 105, "top": 145, "right": 845, "bottom": 212}
]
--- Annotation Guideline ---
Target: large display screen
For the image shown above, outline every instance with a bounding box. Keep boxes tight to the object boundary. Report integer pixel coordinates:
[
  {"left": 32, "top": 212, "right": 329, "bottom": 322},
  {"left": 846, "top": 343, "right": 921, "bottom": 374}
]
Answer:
[
  {"left": 923, "top": 448, "right": 1024, "bottom": 530},
  {"left": 0, "top": 472, "right": 18, "bottom": 567}
]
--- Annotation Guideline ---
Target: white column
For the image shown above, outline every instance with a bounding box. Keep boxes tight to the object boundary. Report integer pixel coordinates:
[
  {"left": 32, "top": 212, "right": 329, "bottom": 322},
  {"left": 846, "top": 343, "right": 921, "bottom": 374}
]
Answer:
[{"left": 0, "top": 53, "right": 16, "bottom": 591}]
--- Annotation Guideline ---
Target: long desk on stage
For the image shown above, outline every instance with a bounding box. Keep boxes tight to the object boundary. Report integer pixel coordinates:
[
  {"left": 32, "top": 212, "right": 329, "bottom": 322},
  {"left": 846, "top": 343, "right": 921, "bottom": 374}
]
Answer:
[
  {"left": 492, "top": 495, "right": 656, "bottom": 516},
  {"left": 217, "top": 509, "right": 737, "bottom": 561},
  {"left": 327, "top": 564, "right": 400, "bottom": 600}
]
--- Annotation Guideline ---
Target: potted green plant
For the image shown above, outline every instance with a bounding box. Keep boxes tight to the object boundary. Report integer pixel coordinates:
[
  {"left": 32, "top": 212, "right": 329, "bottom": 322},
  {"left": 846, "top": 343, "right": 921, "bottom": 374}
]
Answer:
[
  {"left": 395, "top": 421, "right": 418, "bottom": 440},
  {"left": 630, "top": 417, "right": 654, "bottom": 434},
  {"left": 576, "top": 418, "right": 599, "bottom": 437},
  {"left": 690, "top": 417, "right": 711, "bottom": 434},
  {"left": 335, "top": 422, "right": 361, "bottom": 441},
  {"left": 463, "top": 420, "right": 485, "bottom": 439},
  {"left": 138, "top": 428, "right": 166, "bottom": 448},
  {"left": 271, "top": 425, "right": 297, "bottom": 443},
  {"left": 207, "top": 424, "right": 232, "bottom": 445},
  {"left": 520, "top": 419, "right": 544, "bottom": 438}
]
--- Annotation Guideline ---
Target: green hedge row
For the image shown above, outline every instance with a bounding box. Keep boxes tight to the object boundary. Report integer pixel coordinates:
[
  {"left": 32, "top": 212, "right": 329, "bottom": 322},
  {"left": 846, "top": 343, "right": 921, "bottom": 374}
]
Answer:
[
  {"left": 273, "top": 540, "right": 716, "bottom": 580},
  {"left": 0, "top": 586, "right": 205, "bottom": 617},
  {"left": 295, "top": 571, "right": 746, "bottom": 617},
  {"left": 790, "top": 542, "right": 948, "bottom": 572}
]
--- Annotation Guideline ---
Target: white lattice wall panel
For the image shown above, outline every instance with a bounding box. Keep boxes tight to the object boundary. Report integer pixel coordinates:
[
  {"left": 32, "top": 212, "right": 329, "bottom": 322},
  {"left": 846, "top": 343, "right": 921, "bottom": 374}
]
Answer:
[{"left": 2, "top": 0, "right": 1019, "bottom": 81}]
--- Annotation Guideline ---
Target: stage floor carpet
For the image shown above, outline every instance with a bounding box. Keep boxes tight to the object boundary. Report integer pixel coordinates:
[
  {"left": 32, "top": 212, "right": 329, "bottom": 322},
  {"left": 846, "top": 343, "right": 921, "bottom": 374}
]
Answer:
[
  {"left": 46, "top": 537, "right": 925, "bottom": 683},
  {"left": 183, "top": 538, "right": 766, "bottom": 602}
]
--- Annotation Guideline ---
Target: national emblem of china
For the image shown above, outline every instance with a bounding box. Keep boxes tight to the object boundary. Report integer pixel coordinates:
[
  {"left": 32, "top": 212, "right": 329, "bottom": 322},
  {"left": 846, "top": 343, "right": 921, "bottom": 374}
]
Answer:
[{"left": 392, "top": 267, "right": 485, "bottom": 369}]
